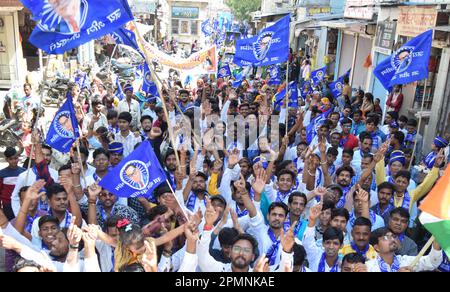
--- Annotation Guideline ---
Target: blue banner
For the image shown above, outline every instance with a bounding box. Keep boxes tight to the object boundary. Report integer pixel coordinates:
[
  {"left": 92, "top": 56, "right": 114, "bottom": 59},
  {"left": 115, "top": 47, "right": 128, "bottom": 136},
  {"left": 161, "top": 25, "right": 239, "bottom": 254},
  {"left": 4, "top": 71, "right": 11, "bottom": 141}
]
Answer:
[
  {"left": 99, "top": 140, "right": 167, "bottom": 198},
  {"left": 232, "top": 70, "right": 246, "bottom": 87},
  {"left": 217, "top": 65, "right": 232, "bottom": 79},
  {"left": 267, "top": 65, "right": 282, "bottom": 86},
  {"left": 233, "top": 15, "right": 290, "bottom": 67},
  {"left": 311, "top": 66, "right": 327, "bottom": 86},
  {"left": 109, "top": 27, "right": 142, "bottom": 55},
  {"left": 74, "top": 71, "right": 90, "bottom": 90},
  {"left": 374, "top": 30, "right": 433, "bottom": 90},
  {"left": 330, "top": 69, "right": 351, "bottom": 98},
  {"left": 22, "top": 0, "right": 134, "bottom": 54},
  {"left": 306, "top": 108, "right": 333, "bottom": 144},
  {"left": 300, "top": 81, "right": 312, "bottom": 99},
  {"left": 142, "top": 63, "right": 159, "bottom": 97},
  {"left": 45, "top": 94, "right": 80, "bottom": 153},
  {"left": 201, "top": 19, "right": 213, "bottom": 37}
]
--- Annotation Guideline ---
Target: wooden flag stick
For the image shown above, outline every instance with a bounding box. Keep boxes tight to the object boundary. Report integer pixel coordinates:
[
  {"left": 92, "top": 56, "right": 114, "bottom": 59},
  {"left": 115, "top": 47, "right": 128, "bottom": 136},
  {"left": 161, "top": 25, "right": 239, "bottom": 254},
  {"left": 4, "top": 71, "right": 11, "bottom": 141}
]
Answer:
[
  {"left": 409, "top": 235, "right": 435, "bottom": 270},
  {"left": 132, "top": 21, "right": 181, "bottom": 169},
  {"left": 76, "top": 139, "right": 87, "bottom": 187},
  {"left": 166, "top": 179, "right": 190, "bottom": 223},
  {"left": 409, "top": 79, "right": 428, "bottom": 170}
]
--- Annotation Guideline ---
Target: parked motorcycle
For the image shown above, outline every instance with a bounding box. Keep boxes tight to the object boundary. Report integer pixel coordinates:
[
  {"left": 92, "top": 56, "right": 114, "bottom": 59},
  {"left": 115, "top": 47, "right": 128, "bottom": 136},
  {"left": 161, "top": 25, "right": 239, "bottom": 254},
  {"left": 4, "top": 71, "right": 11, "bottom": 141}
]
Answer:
[
  {"left": 39, "top": 76, "right": 70, "bottom": 107},
  {"left": 0, "top": 118, "right": 23, "bottom": 155}
]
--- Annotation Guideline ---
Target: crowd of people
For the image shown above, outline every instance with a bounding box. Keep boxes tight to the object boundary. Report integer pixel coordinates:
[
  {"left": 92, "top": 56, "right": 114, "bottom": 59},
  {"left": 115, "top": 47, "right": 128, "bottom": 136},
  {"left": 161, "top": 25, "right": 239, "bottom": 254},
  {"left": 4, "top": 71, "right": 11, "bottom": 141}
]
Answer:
[{"left": 0, "top": 46, "right": 449, "bottom": 273}]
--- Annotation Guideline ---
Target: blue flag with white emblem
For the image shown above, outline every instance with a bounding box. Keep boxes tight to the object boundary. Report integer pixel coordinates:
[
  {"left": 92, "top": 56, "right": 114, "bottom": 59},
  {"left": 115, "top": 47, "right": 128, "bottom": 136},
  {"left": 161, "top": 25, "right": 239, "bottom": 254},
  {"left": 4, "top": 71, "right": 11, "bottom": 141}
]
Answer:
[
  {"left": 142, "top": 63, "right": 159, "bottom": 97},
  {"left": 21, "top": 0, "right": 134, "bottom": 54},
  {"left": 274, "top": 81, "right": 298, "bottom": 107},
  {"left": 46, "top": 94, "right": 80, "bottom": 153},
  {"left": 374, "top": 30, "right": 433, "bottom": 90},
  {"left": 300, "top": 81, "right": 312, "bottom": 99},
  {"left": 330, "top": 69, "right": 351, "bottom": 98},
  {"left": 99, "top": 140, "right": 167, "bottom": 198},
  {"left": 306, "top": 107, "right": 333, "bottom": 144},
  {"left": 233, "top": 15, "right": 290, "bottom": 67},
  {"left": 217, "top": 65, "right": 232, "bottom": 79},
  {"left": 268, "top": 65, "right": 282, "bottom": 86},
  {"left": 311, "top": 66, "right": 327, "bottom": 86},
  {"left": 201, "top": 19, "right": 213, "bottom": 37}
]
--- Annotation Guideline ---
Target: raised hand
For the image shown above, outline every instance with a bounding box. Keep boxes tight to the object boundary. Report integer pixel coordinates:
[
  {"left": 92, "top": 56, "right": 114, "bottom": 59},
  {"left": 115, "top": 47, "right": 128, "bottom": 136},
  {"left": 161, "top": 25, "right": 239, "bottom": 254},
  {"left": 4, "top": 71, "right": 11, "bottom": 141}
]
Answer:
[
  {"left": 280, "top": 222, "right": 297, "bottom": 253},
  {"left": 71, "top": 162, "right": 81, "bottom": 175},
  {"left": 204, "top": 197, "right": 219, "bottom": 228},
  {"left": 230, "top": 209, "right": 244, "bottom": 234},
  {"left": 309, "top": 203, "right": 323, "bottom": 222},
  {"left": 184, "top": 222, "right": 199, "bottom": 243},
  {"left": 67, "top": 216, "right": 82, "bottom": 246},
  {"left": 355, "top": 184, "right": 369, "bottom": 204},
  {"left": 87, "top": 184, "right": 102, "bottom": 202},
  {"left": 252, "top": 168, "right": 267, "bottom": 195},
  {"left": 211, "top": 159, "right": 223, "bottom": 174},
  {"left": 434, "top": 148, "right": 446, "bottom": 168},
  {"left": 149, "top": 127, "right": 163, "bottom": 140},
  {"left": 141, "top": 240, "right": 158, "bottom": 272},
  {"left": 25, "top": 179, "right": 46, "bottom": 202},
  {"left": 253, "top": 256, "right": 270, "bottom": 273},
  {"left": 228, "top": 148, "right": 240, "bottom": 167}
]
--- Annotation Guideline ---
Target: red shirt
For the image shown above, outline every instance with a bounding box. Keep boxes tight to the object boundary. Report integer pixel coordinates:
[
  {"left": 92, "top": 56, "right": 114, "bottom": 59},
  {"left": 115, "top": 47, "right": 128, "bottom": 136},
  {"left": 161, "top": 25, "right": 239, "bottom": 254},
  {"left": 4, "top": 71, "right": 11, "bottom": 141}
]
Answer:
[
  {"left": 0, "top": 167, "right": 26, "bottom": 204},
  {"left": 341, "top": 134, "right": 359, "bottom": 150}
]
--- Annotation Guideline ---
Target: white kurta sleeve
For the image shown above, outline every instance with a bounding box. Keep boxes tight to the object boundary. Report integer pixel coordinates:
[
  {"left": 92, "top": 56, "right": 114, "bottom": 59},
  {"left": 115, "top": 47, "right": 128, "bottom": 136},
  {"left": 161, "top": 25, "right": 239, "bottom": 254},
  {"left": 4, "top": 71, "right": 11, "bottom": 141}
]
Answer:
[{"left": 197, "top": 230, "right": 226, "bottom": 272}]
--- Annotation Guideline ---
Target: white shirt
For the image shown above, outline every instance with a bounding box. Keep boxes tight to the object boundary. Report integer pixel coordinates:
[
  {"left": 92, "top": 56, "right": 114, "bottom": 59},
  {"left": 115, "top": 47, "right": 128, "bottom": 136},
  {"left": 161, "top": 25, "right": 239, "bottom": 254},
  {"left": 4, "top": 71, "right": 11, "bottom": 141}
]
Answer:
[
  {"left": 118, "top": 99, "right": 141, "bottom": 129},
  {"left": 11, "top": 167, "right": 59, "bottom": 216},
  {"left": 115, "top": 131, "right": 142, "bottom": 157},
  {"left": 302, "top": 226, "right": 341, "bottom": 272},
  {"left": 366, "top": 249, "right": 442, "bottom": 272},
  {"left": 82, "top": 112, "right": 108, "bottom": 133}
]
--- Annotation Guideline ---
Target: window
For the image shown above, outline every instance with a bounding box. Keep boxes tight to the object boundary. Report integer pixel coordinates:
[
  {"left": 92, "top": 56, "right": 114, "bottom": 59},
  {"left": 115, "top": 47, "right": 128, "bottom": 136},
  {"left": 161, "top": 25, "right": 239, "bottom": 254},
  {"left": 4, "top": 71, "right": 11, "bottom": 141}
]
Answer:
[
  {"left": 180, "top": 20, "right": 189, "bottom": 34},
  {"left": 172, "top": 19, "right": 179, "bottom": 34},
  {"left": 191, "top": 21, "right": 198, "bottom": 36}
]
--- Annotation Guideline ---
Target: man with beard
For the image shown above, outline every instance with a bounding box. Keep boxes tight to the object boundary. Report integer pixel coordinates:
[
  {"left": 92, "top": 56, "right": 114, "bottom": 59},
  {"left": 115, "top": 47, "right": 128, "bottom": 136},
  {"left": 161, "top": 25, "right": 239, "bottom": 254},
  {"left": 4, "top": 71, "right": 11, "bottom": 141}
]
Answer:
[
  {"left": 285, "top": 192, "right": 308, "bottom": 241},
  {"left": 366, "top": 227, "right": 442, "bottom": 272},
  {"left": 341, "top": 217, "right": 378, "bottom": 261},
  {"left": 80, "top": 184, "right": 139, "bottom": 230},
  {"left": 178, "top": 89, "right": 194, "bottom": 113},
  {"left": 303, "top": 203, "right": 344, "bottom": 272},
  {"left": 352, "top": 133, "right": 373, "bottom": 174},
  {"left": 164, "top": 150, "right": 178, "bottom": 190},
  {"left": 182, "top": 172, "right": 210, "bottom": 215},
  {"left": 197, "top": 194, "right": 295, "bottom": 272},
  {"left": 108, "top": 142, "right": 124, "bottom": 168}
]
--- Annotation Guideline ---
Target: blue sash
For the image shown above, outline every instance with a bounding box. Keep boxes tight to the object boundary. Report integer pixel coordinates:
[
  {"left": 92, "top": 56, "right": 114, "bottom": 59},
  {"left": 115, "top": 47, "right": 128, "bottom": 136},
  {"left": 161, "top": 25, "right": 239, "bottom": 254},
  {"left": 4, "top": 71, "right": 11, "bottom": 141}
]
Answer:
[
  {"left": 317, "top": 253, "right": 339, "bottom": 272},
  {"left": 377, "top": 255, "right": 400, "bottom": 272},
  {"left": 265, "top": 229, "right": 281, "bottom": 266},
  {"left": 350, "top": 241, "right": 370, "bottom": 259}
]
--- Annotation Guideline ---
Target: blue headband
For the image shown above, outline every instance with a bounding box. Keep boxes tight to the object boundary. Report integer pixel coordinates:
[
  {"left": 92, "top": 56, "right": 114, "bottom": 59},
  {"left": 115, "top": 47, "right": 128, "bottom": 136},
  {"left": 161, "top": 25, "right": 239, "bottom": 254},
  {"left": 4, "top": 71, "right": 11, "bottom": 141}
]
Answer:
[
  {"left": 434, "top": 136, "right": 448, "bottom": 148},
  {"left": 123, "top": 84, "right": 134, "bottom": 93},
  {"left": 109, "top": 142, "right": 124, "bottom": 155},
  {"left": 389, "top": 150, "right": 406, "bottom": 166}
]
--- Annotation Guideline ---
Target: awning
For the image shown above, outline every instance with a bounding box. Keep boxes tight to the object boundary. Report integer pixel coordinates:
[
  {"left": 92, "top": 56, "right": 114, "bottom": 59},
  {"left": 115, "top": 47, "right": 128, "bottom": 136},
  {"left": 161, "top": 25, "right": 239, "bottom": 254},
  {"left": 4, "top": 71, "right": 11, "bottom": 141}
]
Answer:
[
  {"left": 293, "top": 13, "right": 344, "bottom": 37},
  {"left": 317, "top": 19, "right": 376, "bottom": 29},
  {"left": 0, "top": 0, "right": 23, "bottom": 11},
  {"left": 252, "top": 10, "right": 290, "bottom": 21},
  {"left": 434, "top": 25, "right": 450, "bottom": 32}
]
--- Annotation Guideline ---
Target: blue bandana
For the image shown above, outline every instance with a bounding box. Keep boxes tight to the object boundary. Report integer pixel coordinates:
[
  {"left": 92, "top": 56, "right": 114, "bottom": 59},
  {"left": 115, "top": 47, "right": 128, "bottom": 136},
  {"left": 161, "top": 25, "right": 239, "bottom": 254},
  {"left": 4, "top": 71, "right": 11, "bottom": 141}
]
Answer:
[{"left": 434, "top": 136, "right": 448, "bottom": 148}]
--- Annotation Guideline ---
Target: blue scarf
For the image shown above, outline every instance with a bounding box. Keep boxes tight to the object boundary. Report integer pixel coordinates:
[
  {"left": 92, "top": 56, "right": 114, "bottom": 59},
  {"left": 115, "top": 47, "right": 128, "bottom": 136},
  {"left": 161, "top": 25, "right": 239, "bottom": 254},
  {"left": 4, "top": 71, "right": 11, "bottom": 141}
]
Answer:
[
  {"left": 377, "top": 255, "right": 400, "bottom": 272},
  {"left": 371, "top": 132, "right": 380, "bottom": 150},
  {"left": 265, "top": 229, "right": 281, "bottom": 266},
  {"left": 276, "top": 190, "right": 291, "bottom": 203},
  {"left": 283, "top": 216, "right": 304, "bottom": 237},
  {"left": 317, "top": 253, "right": 339, "bottom": 272},
  {"left": 48, "top": 210, "right": 72, "bottom": 229},
  {"left": 349, "top": 210, "right": 377, "bottom": 227},
  {"left": 392, "top": 192, "right": 411, "bottom": 210},
  {"left": 423, "top": 152, "right": 437, "bottom": 169},
  {"left": 335, "top": 186, "right": 351, "bottom": 208},
  {"left": 186, "top": 192, "right": 207, "bottom": 212},
  {"left": 235, "top": 203, "right": 249, "bottom": 218},
  {"left": 350, "top": 241, "right": 370, "bottom": 259},
  {"left": 405, "top": 131, "right": 416, "bottom": 147},
  {"left": 99, "top": 204, "right": 116, "bottom": 223},
  {"left": 438, "top": 252, "right": 450, "bottom": 272},
  {"left": 375, "top": 203, "right": 394, "bottom": 218},
  {"left": 26, "top": 213, "right": 40, "bottom": 233}
]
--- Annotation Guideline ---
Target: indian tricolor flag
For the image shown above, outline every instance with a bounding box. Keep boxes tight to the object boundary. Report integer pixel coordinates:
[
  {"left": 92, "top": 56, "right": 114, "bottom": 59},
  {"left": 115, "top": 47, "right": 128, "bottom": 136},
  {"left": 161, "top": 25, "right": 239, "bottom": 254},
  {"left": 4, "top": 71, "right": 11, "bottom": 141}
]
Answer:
[{"left": 419, "top": 166, "right": 450, "bottom": 256}]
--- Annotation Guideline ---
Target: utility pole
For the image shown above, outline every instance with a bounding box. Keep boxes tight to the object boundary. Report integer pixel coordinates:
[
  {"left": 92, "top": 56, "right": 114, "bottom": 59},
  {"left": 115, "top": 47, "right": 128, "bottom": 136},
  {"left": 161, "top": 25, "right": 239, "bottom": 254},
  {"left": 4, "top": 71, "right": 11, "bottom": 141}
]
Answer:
[{"left": 154, "top": 0, "right": 159, "bottom": 43}]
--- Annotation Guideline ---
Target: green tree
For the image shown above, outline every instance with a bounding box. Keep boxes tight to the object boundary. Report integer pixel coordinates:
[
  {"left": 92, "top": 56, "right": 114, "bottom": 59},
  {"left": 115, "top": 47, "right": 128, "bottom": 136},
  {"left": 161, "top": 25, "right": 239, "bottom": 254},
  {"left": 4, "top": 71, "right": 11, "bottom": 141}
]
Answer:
[{"left": 226, "top": 0, "right": 262, "bottom": 21}]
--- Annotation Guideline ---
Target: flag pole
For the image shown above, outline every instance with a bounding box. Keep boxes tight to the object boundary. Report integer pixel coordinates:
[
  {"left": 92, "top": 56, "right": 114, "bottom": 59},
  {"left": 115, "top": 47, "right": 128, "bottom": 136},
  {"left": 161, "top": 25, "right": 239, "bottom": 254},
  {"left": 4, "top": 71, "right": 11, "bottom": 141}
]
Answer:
[
  {"left": 76, "top": 133, "right": 87, "bottom": 187},
  {"left": 408, "top": 236, "right": 435, "bottom": 270},
  {"left": 108, "top": 44, "right": 118, "bottom": 74},
  {"left": 165, "top": 179, "right": 190, "bottom": 223},
  {"left": 285, "top": 19, "right": 291, "bottom": 136},
  {"left": 132, "top": 21, "right": 181, "bottom": 168},
  {"left": 409, "top": 79, "right": 428, "bottom": 170}
]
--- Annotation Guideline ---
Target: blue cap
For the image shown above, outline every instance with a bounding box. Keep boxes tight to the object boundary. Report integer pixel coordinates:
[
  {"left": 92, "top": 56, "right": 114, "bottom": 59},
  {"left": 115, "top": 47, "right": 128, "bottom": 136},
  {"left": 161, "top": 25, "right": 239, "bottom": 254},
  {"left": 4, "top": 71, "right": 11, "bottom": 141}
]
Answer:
[
  {"left": 389, "top": 150, "right": 406, "bottom": 166},
  {"left": 434, "top": 136, "right": 448, "bottom": 149},
  {"left": 123, "top": 83, "right": 134, "bottom": 93},
  {"left": 109, "top": 142, "right": 124, "bottom": 155}
]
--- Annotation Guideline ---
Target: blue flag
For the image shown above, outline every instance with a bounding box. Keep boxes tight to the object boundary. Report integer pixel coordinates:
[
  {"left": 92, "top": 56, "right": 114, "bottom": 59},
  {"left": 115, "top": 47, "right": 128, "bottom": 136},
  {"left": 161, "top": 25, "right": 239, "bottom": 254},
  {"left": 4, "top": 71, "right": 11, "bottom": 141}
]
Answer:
[
  {"left": 374, "top": 30, "right": 433, "bottom": 90},
  {"left": 201, "top": 19, "right": 213, "bottom": 37},
  {"left": 46, "top": 95, "right": 80, "bottom": 153},
  {"left": 116, "top": 77, "right": 125, "bottom": 101},
  {"left": 99, "top": 140, "right": 167, "bottom": 199},
  {"left": 184, "top": 75, "right": 193, "bottom": 86},
  {"left": 217, "top": 65, "right": 232, "bottom": 79},
  {"left": 330, "top": 69, "right": 351, "bottom": 98},
  {"left": 74, "top": 71, "right": 90, "bottom": 90},
  {"left": 306, "top": 107, "right": 333, "bottom": 144},
  {"left": 21, "top": 0, "right": 134, "bottom": 54},
  {"left": 233, "top": 15, "right": 290, "bottom": 67},
  {"left": 142, "top": 64, "right": 159, "bottom": 97},
  {"left": 110, "top": 27, "right": 142, "bottom": 55},
  {"left": 268, "top": 65, "right": 282, "bottom": 86},
  {"left": 274, "top": 81, "right": 298, "bottom": 107},
  {"left": 232, "top": 69, "right": 247, "bottom": 87},
  {"left": 311, "top": 66, "right": 327, "bottom": 86}
]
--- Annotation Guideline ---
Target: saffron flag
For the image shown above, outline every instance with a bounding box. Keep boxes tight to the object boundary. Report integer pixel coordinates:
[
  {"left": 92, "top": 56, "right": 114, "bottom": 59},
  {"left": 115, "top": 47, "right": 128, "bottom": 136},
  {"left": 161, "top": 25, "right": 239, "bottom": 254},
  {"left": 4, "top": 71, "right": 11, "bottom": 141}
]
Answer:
[
  {"left": 21, "top": 0, "right": 134, "bottom": 54},
  {"left": 233, "top": 15, "right": 290, "bottom": 67},
  {"left": 419, "top": 165, "right": 450, "bottom": 256},
  {"left": 46, "top": 94, "right": 80, "bottom": 153},
  {"left": 374, "top": 30, "right": 433, "bottom": 90},
  {"left": 99, "top": 140, "right": 167, "bottom": 198}
]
